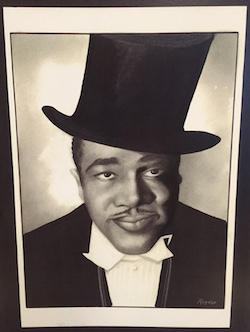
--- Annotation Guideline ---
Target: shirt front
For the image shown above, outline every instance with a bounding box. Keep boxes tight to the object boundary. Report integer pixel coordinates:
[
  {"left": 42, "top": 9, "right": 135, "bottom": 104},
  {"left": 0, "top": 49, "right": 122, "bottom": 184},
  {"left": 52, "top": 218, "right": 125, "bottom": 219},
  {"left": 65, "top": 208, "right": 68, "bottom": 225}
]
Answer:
[{"left": 83, "top": 222, "right": 173, "bottom": 307}]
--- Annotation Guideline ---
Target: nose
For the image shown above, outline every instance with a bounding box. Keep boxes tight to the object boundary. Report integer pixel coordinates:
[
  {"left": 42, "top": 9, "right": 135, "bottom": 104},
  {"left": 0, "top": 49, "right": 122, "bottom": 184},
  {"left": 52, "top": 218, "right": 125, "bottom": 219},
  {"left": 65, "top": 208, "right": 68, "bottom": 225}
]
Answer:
[{"left": 114, "top": 174, "right": 155, "bottom": 208}]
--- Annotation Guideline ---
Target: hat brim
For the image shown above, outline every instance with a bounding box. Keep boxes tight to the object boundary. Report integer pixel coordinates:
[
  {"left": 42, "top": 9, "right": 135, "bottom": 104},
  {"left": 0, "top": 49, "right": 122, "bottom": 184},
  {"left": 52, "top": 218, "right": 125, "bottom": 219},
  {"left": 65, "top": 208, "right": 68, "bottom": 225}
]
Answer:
[{"left": 42, "top": 106, "right": 221, "bottom": 155}]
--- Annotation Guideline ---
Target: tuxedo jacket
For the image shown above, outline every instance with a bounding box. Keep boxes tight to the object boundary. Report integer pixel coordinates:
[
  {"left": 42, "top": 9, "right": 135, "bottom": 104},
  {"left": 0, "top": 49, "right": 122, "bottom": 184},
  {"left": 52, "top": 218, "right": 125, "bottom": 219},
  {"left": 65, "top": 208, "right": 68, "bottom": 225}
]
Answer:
[{"left": 23, "top": 202, "right": 227, "bottom": 308}]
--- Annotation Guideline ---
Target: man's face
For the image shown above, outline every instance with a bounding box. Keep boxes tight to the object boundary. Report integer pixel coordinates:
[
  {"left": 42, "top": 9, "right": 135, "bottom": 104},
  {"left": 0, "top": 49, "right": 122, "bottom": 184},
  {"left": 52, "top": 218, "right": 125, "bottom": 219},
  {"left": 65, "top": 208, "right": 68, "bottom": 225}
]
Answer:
[{"left": 76, "top": 140, "right": 180, "bottom": 255}]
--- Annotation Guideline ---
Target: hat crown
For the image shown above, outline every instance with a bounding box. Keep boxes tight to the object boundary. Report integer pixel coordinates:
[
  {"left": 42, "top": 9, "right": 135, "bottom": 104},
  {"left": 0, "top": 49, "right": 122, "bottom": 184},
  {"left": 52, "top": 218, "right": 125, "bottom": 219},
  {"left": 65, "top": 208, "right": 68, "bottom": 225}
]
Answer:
[{"left": 43, "top": 33, "right": 220, "bottom": 154}]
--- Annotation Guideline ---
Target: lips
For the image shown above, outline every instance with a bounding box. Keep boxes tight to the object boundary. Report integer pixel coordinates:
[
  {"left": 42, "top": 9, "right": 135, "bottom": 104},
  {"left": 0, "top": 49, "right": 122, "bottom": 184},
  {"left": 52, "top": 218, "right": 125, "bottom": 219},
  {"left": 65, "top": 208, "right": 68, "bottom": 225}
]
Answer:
[{"left": 111, "top": 213, "right": 158, "bottom": 232}]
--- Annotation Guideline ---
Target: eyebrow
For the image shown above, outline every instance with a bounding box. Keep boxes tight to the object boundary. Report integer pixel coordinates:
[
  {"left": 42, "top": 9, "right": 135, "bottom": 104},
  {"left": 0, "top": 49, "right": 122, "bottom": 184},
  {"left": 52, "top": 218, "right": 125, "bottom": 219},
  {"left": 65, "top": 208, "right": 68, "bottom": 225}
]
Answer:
[{"left": 85, "top": 157, "right": 119, "bottom": 173}]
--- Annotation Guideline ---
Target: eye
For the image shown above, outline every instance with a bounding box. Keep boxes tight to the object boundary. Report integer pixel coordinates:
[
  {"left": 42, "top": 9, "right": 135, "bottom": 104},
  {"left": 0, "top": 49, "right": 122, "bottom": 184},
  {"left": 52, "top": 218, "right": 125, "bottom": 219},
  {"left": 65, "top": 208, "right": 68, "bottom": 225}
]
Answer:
[
  {"left": 144, "top": 169, "right": 164, "bottom": 178},
  {"left": 95, "top": 172, "right": 117, "bottom": 181}
]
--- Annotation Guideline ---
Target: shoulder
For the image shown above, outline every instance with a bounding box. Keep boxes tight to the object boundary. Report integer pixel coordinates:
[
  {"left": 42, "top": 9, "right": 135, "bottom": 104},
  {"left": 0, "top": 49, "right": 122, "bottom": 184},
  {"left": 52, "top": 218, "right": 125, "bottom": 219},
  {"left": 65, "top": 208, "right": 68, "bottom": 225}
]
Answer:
[
  {"left": 168, "top": 202, "right": 227, "bottom": 258},
  {"left": 171, "top": 202, "right": 226, "bottom": 234},
  {"left": 24, "top": 204, "right": 91, "bottom": 253}
]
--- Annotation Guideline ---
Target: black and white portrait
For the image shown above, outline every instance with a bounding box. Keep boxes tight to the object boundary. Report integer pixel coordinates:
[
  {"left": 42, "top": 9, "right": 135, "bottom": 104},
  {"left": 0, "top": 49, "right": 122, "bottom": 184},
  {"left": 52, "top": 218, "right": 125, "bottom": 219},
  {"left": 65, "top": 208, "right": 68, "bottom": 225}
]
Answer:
[{"left": 4, "top": 6, "right": 246, "bottom": 329}]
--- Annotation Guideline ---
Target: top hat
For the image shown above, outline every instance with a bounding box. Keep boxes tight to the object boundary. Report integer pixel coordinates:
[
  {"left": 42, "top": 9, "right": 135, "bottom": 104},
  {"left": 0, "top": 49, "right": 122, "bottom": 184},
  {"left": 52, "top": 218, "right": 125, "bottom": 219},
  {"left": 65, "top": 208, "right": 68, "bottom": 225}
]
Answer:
[{"left": 42, "top": 33, "right": 220, "bottom": 154}]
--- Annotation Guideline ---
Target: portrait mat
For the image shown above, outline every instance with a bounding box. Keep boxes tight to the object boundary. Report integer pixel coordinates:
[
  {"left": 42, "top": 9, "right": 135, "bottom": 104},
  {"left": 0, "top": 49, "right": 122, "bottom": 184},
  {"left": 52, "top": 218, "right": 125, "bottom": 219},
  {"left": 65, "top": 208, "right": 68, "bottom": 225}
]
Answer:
[{"left": 4, "top": 6, "right": 247, "bottom": 328}]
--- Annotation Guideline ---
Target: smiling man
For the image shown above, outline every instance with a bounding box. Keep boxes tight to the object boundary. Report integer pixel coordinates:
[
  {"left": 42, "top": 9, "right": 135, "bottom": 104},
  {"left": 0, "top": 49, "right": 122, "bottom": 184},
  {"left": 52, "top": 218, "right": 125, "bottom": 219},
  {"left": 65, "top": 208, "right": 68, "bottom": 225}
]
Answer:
[
  {"left": 24, "top": 33, "right": 227, "bottom": 308},
  {"left": 73, "top": 139, "right": 180, "bottom": 255}
]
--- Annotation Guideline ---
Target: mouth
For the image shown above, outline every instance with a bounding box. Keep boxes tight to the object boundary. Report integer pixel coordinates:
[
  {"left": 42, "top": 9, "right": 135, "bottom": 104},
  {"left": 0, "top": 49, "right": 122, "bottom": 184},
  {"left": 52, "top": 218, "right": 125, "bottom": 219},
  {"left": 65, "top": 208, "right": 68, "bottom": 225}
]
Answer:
[{"left": 111, "top": 213, "right": 158, "bottom": 232}]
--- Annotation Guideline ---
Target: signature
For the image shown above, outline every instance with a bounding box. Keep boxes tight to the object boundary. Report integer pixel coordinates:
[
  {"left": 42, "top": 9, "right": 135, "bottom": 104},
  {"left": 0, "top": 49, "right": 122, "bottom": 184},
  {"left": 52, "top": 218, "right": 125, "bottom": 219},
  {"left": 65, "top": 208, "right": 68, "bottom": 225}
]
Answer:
[{"left": 197, "top": 298, "right": 217, "bottom": 306}]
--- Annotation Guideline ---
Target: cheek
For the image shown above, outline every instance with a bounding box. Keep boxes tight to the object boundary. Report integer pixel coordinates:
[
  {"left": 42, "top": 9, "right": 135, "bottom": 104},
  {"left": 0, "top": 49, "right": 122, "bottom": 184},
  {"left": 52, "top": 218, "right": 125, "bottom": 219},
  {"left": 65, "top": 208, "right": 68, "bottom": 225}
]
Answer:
[
  {"left": 148, "top": 181, "right": 171, "bottom": 205},
  {"left": 82, "top": 182, "right": 115, "bottom": 212}
]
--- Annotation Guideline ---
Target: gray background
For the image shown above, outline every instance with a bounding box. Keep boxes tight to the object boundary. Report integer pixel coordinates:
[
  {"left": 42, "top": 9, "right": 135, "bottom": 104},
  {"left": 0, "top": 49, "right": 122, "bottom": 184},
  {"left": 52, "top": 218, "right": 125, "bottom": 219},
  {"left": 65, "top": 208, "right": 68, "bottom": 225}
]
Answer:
[{"left": 10, "top": 33, "right": 237, "bottom": 233}]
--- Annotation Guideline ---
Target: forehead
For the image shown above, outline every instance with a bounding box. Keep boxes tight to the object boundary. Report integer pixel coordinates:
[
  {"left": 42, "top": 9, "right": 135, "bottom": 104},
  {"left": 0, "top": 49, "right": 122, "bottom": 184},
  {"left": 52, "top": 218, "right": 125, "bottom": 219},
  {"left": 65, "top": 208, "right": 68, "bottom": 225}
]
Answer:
[{"left": 79, "top": 140, "right": 179, "bottom": 168}]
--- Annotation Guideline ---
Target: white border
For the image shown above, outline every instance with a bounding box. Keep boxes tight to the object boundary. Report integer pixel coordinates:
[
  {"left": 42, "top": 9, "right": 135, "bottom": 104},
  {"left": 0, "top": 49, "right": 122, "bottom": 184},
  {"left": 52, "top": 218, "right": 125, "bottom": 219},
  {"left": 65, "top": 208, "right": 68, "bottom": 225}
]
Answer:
[{"left": 3, "top": 6, "right": 247, "bottom": 328}]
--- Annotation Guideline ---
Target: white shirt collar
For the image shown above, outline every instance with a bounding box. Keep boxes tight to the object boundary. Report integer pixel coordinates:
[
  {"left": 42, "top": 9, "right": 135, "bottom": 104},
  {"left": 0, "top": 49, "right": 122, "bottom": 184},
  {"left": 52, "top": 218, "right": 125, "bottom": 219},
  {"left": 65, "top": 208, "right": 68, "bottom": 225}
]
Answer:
[{"left": 83, "top": 222, "right": 173, "bottom": 270}]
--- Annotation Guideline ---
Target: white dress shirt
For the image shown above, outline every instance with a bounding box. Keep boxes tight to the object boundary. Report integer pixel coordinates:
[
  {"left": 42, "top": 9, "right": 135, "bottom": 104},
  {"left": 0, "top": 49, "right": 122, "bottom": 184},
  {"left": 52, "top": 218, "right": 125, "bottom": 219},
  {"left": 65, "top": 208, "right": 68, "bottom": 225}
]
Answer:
[{"left": 83, "top": 222, "right": 173, "bottom": 307}]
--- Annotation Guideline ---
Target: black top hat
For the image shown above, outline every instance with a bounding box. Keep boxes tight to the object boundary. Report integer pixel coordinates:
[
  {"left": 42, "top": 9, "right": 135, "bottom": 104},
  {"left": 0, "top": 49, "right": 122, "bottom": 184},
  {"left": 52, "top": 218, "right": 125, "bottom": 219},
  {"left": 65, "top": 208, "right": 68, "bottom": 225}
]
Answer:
[{"left": 42, "top": 33, "right": 220, "bottom": 154}]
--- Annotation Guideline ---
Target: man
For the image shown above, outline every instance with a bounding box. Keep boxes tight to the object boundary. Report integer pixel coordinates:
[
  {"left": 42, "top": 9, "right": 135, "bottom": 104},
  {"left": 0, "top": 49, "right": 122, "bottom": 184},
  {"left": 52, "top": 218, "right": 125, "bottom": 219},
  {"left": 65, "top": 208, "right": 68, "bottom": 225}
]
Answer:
[{"left": 24, "top": 33, "right": 227, "bottom": 308}]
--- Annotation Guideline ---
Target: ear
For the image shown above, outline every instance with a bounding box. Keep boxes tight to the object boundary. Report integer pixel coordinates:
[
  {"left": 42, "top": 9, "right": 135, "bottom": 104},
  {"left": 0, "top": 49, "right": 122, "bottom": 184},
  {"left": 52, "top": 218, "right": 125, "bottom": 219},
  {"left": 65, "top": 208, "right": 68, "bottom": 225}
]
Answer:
[{"left": 70, "top": 168, "right": 84, "bottom": 201}]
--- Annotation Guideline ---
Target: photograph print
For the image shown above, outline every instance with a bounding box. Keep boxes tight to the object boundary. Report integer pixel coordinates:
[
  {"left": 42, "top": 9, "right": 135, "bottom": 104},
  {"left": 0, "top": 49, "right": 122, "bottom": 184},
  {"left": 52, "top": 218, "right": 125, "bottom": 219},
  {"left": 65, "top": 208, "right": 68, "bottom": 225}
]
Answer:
[{"left": 4, "top": 6, "right": 246, "bottom": 329}]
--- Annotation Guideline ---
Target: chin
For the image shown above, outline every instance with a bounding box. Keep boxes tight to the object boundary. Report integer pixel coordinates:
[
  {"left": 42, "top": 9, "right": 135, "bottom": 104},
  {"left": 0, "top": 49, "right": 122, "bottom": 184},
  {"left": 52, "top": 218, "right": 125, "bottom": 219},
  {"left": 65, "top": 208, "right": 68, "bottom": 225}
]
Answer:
[{"left": 113, "top": 237, "right": 157, "bottom": 255}]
